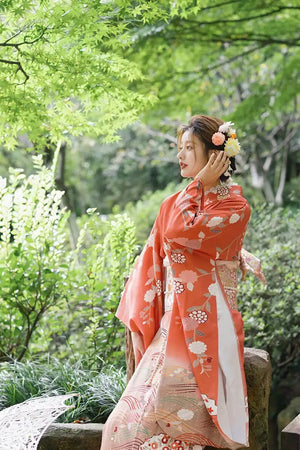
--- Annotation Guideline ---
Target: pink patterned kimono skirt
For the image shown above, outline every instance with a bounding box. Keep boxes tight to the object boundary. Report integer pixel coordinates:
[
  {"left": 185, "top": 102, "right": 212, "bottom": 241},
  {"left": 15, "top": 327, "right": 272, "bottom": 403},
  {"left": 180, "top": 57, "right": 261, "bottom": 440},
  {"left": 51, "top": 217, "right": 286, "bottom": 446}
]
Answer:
[{"left": 101, "top": 259, "right": 244, "bottom": 450}]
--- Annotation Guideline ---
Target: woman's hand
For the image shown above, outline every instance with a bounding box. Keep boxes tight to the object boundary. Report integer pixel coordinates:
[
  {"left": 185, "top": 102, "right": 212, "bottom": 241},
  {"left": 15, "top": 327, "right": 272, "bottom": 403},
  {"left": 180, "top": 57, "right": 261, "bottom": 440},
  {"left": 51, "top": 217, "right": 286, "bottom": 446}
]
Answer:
[{"left": 195, "top": 151, "right": 230, "bottom": 188}]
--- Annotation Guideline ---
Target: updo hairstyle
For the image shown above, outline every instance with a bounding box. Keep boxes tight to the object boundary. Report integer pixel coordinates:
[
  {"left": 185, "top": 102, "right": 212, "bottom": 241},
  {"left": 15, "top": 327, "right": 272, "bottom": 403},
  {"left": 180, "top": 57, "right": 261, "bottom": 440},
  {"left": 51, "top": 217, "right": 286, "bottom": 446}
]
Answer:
[{"left": 177, "top": 114, "right": 236, "bottom": 182}]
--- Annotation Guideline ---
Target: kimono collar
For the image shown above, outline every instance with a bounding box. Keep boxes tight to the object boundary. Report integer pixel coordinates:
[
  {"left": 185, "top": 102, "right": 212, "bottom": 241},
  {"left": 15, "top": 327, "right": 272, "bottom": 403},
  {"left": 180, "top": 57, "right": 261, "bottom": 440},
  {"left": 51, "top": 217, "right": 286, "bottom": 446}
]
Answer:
[{"left": 204, "top": 179, "right": 241, "bottom": 202}]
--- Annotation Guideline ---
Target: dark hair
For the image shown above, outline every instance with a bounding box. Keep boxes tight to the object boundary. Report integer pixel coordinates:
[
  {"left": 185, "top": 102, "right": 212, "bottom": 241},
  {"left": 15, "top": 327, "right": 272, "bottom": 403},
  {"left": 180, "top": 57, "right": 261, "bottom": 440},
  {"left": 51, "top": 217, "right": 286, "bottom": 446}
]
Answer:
[{"left": 177, "top": 114, "right": 236, "bottom": 182}]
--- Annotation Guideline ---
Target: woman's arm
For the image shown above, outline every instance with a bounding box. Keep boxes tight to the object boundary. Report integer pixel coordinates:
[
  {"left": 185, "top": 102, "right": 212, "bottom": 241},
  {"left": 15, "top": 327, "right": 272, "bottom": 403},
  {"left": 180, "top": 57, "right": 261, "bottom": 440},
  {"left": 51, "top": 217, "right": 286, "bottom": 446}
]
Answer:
[{"left": 165, "top": 154, "right": 250, "bottom": 259}]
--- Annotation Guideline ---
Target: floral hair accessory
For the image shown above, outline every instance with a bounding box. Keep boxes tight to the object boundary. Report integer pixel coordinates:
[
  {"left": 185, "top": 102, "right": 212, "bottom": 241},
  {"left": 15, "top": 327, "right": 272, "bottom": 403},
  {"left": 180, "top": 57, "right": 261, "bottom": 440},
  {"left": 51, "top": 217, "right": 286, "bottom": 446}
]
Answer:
[
  {"left": 211, "top": 132, "right": 225, "bottom": 146},
  {"left": 224, "top": 137, "right": 240, "bottom": 157},
  {"left": 211, "top": 121, "right": 240, "bottom": 157},
  {"left": 218, "top": 121, "right": 234, "bottom": 134}
]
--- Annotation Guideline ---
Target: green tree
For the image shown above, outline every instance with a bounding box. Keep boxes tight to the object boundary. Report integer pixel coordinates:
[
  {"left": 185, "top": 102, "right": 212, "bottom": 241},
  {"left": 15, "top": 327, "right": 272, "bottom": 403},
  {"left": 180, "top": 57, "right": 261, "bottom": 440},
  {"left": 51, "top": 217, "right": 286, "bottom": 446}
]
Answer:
[
  {"left": 0, "top": 0, "right": 166, "bottom": 149},
  {"left": 1, "top": 0, "right": 299, "bottom": 209},
  {"left": 126, "top": 0, "right": 300, "bottom": 204},
  {"left": 64, "top": 123, "right": 180, "bottom": 214}
]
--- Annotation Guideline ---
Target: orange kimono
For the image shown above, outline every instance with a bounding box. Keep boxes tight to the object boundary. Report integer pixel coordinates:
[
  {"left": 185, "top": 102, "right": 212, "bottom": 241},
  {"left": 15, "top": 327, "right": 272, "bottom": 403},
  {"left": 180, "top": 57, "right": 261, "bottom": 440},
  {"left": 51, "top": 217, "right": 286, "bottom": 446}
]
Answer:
[{"left": 101, "top": 179, "right": 257, "bottom": 450}]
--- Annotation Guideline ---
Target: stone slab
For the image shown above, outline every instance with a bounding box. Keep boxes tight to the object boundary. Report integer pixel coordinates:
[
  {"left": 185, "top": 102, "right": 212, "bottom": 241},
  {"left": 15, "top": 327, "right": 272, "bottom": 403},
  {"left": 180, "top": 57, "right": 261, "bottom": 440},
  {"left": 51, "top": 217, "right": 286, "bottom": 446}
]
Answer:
[
  {"left": 38, "top": 423, "right": 104, "bottom": 450},
  {"left": 281, "top": 414, "right": 300, "bottom": 450},
  {"left": 38, "top": 347, "right": 271, "bottom": 450}
]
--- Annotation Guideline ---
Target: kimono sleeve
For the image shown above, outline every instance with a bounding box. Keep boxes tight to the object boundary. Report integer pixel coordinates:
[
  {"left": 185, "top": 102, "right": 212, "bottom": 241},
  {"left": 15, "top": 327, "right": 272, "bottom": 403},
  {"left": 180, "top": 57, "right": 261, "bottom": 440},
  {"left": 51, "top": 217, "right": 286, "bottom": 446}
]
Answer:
[
  {"left": 116, "top": 213, "right": 165, "bottom": 350},
  {"left": 165, "top": 179, "right": 251, "bottom": 259}
]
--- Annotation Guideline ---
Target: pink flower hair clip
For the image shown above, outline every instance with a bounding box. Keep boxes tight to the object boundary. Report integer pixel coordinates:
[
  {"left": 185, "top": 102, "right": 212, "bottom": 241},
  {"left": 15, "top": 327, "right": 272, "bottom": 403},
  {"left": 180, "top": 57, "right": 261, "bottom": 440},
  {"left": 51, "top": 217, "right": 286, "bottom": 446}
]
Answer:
[{"left": 211, "top": 121, "right": 241, "bottom": 157}]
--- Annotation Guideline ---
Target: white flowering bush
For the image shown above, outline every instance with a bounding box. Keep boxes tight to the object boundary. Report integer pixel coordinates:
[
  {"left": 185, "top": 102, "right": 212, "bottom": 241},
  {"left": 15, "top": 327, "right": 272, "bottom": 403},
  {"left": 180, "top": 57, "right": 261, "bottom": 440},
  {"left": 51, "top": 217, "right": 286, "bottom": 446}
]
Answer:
[
  {"left": 0, "top": 156, "right": 138, "bottom": 367},
  {"left": 0, "top": 156, "right": 70, "bottom": 361}
]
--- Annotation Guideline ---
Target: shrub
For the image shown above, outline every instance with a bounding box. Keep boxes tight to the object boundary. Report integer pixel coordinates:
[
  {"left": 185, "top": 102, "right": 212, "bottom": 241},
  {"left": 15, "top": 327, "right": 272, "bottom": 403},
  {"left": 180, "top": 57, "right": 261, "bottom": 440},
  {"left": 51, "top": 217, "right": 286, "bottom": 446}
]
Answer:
[
  {"left": 123, "top": 180, "right": 187, "bottom": 244},
  {"left": 31, "top": 211, "right": 138, "bottom": 368},
  {"left": 239, "top": 205, "right": 300, "bottom": 384},
  {"left": 71, "top": 212, "right": 138, "bottom": 367},
  {"left": 0, "top": 156, "right": 70, "bottom": 362},
  {"left": 0, "top": 359, "right": 126, "bottom": 423}
]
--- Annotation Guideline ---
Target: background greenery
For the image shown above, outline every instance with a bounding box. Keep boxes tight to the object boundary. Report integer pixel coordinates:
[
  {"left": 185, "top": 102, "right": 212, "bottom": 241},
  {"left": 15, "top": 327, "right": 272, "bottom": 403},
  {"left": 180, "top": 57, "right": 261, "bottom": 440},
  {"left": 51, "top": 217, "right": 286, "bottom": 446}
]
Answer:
[{"left": 0, "top": 1, "right": 299, "bottom": 449}]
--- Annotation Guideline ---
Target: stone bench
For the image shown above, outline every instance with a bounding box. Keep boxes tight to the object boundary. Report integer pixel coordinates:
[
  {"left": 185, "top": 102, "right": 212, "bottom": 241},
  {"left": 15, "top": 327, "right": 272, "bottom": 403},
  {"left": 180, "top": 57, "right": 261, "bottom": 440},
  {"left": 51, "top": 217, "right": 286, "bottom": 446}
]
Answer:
[
  {"left": 39, "top": 347, "right": 271, "bottom": 450},
  {"left": 38, "top": 423, "right": 104, "bottom": 450},
  {"left": 281, "top": 414, "right": 300, "bottom": 450}
]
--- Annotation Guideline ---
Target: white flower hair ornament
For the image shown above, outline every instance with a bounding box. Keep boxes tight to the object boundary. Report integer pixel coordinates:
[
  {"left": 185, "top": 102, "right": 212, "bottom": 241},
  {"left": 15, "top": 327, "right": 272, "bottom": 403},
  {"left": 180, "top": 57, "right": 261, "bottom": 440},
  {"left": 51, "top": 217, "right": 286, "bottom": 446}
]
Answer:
[{"left": 211, "top": 121, "right": 241, "bottom": 157}]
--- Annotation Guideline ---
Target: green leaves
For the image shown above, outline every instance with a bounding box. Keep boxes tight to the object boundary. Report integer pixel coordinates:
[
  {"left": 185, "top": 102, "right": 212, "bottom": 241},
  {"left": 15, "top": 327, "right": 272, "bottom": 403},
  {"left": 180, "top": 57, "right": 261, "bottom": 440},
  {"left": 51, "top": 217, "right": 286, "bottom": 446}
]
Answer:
[
  {"left": 0, "top": 0, "right": 164, "bottom": 148},
  {"left": 0, "top": 156, "right": 70, "bottom": 361},
  {"left": 239, "top": 204, "right": 300, "bottom": 385},
  {"left": 69, "top": 212, "right": 138, "bottom": 366},
  {"left": 0, "top": 359, "right": 126, "bottom": 423}
]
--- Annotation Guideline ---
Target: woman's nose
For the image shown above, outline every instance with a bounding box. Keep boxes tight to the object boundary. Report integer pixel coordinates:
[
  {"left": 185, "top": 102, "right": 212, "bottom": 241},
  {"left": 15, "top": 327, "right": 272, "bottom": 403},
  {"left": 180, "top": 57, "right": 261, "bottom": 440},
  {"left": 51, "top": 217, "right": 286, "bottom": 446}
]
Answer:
[{"left": 177, "top": 148, "right": 184, "bottom": 159}]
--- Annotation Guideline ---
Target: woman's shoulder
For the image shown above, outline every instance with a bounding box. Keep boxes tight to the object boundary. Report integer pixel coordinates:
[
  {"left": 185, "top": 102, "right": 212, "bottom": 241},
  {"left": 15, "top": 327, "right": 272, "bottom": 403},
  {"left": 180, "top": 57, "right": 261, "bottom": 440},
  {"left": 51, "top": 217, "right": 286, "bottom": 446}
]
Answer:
[
  {"left": 225, "top": 184, "right": 251, "bottom": 213},
  {"left": 161, "top": 189, "right": 182, "bottom": 208},
  {"left": 205, "top": 182, "right": 250, "bottom": 213}
]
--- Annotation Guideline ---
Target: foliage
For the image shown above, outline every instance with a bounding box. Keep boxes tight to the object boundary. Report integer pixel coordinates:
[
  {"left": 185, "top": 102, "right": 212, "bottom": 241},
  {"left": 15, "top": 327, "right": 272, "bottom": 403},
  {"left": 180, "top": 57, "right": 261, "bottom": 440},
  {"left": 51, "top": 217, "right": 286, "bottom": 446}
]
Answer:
[
  {"left": 65, "top": 123, "right": 181, "bottom": 215},
  {"left": 0, "top": 154, "right": 70, "bottom": 362},
  {"left": 239, "top": 205, "right": 300, "bottom": 384},
  {"left": 127, "top": 0, "right": 300, "bottom": 204},
  {"left": 74, "top": 212, "right": 137, "bottom": 366},
  {"left": 0, "top": 359, "right": 126, "bottom": 423},
  {"left": 0, "top": 0, "right": 166, "bottom": 149},
  {"left": 129, "top": 0, "right": 300, "bottom": 125},
  {"left": 30, "top": 211, "right": 138, "bottom": 368},
  {"left": 1, "top": 0, "right": 299, "bottom": 207},
  {"left": 123, "top": 180, "right": 187, "bottom": 244},
  {"left": 0, "top": 152, "right": 139, "bottom": 366}
]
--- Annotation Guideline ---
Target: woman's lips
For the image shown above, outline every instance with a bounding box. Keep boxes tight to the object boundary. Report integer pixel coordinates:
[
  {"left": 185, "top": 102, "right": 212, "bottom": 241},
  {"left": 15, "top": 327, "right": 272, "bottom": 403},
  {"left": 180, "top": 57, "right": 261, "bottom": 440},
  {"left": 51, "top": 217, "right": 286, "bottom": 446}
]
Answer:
[{"left": 180, "top": 162, "right": 187, "bottom": 169}]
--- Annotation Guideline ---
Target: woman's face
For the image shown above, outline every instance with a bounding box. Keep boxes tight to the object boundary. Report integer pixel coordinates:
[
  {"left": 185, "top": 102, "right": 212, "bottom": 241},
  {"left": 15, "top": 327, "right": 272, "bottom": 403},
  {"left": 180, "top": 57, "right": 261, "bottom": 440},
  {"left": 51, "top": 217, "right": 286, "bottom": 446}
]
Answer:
[{"left": 177, "top": 130, "right": 208, "bottom": 178}]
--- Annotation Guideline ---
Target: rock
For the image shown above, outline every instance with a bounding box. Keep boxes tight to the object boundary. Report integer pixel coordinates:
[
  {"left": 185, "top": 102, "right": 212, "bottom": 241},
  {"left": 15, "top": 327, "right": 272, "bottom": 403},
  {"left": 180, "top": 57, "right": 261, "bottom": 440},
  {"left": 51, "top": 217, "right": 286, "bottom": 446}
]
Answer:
[
  {"left": 244, "top": 347, "right": 272, "bottom": 450},
  {"left": 277, "top": 397, "right": 300, "bottom": 449},
  {"left": 38, "top": 423, "right": 104, "bottom": 450},
  {"left": 277, "top": 397, "right": 300, "bottom": 432},
  {"left": 281, "top": 414, "right": 300, "bottom": 450}
]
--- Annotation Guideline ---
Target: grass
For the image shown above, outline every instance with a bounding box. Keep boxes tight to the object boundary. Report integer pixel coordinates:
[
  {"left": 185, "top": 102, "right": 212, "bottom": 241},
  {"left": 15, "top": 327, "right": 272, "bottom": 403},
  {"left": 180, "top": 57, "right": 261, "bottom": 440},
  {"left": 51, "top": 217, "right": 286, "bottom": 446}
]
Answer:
[{"left": 0, "top": 359, "right": 126, "bottom": 423}]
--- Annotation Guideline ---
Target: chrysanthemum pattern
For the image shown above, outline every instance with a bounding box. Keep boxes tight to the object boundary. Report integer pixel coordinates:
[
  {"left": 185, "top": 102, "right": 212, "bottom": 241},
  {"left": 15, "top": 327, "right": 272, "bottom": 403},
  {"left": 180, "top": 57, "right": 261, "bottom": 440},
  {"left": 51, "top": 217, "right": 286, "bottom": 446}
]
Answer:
[
  {"left": 216, "top": 185, "right": 230, "bottom": 200},
  {"left": 144, "top": 288, "right": 156, "bottom": 303},
  {"left": 188, "top": 341, "right": 207, "bottom": 355},
  {"left": 189, "top": 310, "right": 208, "bottom": 324},
  {"left": 171, "top": 252, "right": 186, "bottom": 264},
  {"left": 140, "top": 434, "right": 189, "bottom": 450},
  {"left": 156, "top": 279, "right": 162, "bottom": 296},
  {"left": 208, "top": 283, "right": 218, "bottom": 297},
  {"left": 206, "top": 216, "right": 223, "bottom": 227},
  {"left": 174, "top": 280, "right": 184, "bottom": 294}
]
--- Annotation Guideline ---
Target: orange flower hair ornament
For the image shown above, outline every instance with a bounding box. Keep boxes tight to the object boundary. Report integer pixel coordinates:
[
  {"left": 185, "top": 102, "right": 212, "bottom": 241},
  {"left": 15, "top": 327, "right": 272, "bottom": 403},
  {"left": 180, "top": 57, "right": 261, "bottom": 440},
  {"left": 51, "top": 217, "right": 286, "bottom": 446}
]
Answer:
[{"left": 211, "top": 121, "right": 240, "bottom": 157}]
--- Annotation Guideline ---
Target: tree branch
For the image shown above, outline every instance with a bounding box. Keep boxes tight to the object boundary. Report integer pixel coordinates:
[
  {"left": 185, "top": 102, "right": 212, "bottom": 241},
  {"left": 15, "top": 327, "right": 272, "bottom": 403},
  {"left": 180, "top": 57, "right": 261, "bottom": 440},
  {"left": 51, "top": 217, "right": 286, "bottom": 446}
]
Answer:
[
  {"left": 0, "top": 58, "right": 29, "bottom": 84},
  {"left": 145, "top": 126, "right": 177, "bottom": 143},
  {"left": 0, "top": 27, "right": 48, "bottom": 50},
  {"left": 154, "top": 44, "right": 262, "bottom": 89},
  {"left": 183, "top": 6, "right": 300, "bottom": 26}
]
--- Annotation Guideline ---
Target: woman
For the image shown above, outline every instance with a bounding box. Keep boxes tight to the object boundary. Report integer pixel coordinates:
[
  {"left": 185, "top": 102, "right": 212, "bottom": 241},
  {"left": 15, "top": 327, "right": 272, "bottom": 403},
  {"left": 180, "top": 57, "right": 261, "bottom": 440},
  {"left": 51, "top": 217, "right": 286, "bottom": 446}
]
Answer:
[{"left": 101, "top": 115, "right": 263, "bottom": 450}]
